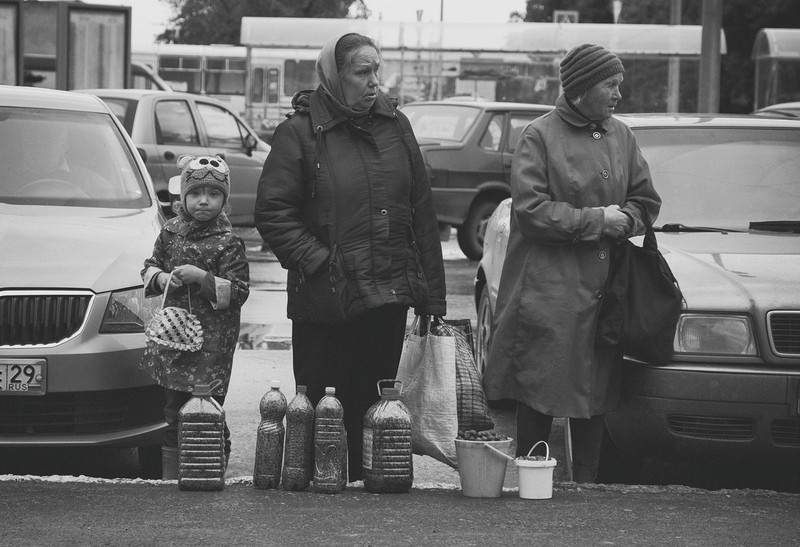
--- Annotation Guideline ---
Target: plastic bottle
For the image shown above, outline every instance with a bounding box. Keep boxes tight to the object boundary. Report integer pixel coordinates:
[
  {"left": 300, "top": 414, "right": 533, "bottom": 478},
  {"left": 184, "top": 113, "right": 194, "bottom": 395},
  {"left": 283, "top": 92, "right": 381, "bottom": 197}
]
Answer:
[
  {"left": 313, "top": 386, "right": 345, "bottom": 494},
  {"left": 253, "top": 380, "right": 287, "bottom": 489},
  {"left": 178, "top": 382, "right": 226, "bottom": 491},
  {"left": 362, "top": 381, "right": 413, "bottom": 493},
  {"left": 281, "top": 385, "right": 315, "bottom": 491}
]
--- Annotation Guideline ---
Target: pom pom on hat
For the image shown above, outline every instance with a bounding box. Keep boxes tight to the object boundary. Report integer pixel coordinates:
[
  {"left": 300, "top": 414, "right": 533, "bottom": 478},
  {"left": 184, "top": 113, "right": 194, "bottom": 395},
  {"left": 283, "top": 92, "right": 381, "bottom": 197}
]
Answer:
[
  {"left": 177, "top": 154, "right": 230, "bottom": 206},
  {"left": 560, "top": 43, "right": 624, "bottom": 98}
]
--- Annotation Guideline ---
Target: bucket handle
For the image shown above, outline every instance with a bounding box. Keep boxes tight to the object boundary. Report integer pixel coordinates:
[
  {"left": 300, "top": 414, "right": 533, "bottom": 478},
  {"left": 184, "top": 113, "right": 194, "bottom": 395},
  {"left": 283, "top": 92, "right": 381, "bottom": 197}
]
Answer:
[
  {"left": 483, "top": 442, "right": 514, "bottom": 462},
  {"left": 376, "top": 379, "right": 403, "bottom": 396},
  {"left": 526, "top": 440, "right": 551, "bottom": 460}
]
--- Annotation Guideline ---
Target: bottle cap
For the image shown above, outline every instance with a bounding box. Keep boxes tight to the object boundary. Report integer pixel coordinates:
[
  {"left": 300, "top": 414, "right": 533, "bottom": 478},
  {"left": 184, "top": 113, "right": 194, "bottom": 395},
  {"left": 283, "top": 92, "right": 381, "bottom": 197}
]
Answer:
[
  {"left": 325, "top": 386, "right": 336, "bottom": 396},
  {"left": 271, "top": 380, "right": 281, "bottom": 389},
  {"left": 296, "top": 385, "right": 307, "bottom": 394}
]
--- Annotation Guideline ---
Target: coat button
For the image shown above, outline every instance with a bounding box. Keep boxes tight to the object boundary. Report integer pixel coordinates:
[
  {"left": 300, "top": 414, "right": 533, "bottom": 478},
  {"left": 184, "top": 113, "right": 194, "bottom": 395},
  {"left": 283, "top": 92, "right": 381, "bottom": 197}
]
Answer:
[
  {"left": 595, "top": 290, "right": 603, "bottom": 299},
  {"left": 390, "top": 289, "right": 396, "bottom": 295},
  {"left": 601, "top": 170, "right": 609, "bottom": 179},
  {"left": 593, "top": 131, "right": 602, "bottom": 140},
  {"left": 380, "top": 209, "right": 388, "bottom": 216},
  {"left": 598, "top": 251, "right": 607, "bottom": 260}
]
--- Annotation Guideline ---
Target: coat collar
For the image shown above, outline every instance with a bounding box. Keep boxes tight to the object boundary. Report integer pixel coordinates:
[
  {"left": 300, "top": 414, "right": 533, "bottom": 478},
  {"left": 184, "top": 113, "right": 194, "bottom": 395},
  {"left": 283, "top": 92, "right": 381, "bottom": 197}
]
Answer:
[
  {"left": 305, "top": 87, "right": 397, "bottom": 133},
  {"left": 164, "top": 212, "right": 232, "bottom": 238},
  {"left": 555, "top": 94, "right": 614, "bottom": 133}
]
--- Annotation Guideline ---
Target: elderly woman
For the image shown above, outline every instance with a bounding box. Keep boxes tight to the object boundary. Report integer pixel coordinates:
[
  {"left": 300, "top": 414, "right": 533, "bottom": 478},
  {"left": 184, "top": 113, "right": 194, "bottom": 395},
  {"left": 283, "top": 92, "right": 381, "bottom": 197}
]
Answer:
[
  {"left": 254, "top": 33, "right": 446, "bottom": 483},
  {"left": 483, "top": 44, "right": 662, "bottom": 483}
]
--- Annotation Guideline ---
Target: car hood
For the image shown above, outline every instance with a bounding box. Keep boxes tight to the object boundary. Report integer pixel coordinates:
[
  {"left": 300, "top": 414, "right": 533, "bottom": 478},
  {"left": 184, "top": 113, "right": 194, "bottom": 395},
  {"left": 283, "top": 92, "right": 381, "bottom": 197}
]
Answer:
[
  {"left": 659, "top": 232, "right": 800, "bottom": 311},
  {"left": 0, "top": 205, "right": 161, "bottom": 293}
]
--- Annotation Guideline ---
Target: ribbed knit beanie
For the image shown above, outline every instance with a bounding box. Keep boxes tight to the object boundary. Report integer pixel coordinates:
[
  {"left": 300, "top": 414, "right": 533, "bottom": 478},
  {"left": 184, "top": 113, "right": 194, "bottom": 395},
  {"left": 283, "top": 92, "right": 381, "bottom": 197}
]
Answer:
[
  {"left": 177, "top": 154, "right": 230, "bottom": 208},
  {"left": 559, "top": 43, "right": 624, "bottom": 98}
]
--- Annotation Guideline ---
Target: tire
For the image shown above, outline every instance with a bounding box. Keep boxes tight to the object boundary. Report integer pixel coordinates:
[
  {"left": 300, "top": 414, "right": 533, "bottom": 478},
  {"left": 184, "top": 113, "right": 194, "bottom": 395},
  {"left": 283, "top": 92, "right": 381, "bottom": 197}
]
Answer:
[
  {"left": 138, "top": 444, "right": 162, "bottom": 479},
  {"left": 475, "top": 285, "right": 493, "bottom": 377},
  {"left": 457, "top": 199, "right": 500, "bottom": 260},
  {"left": 596, "top": 424, "right": 644, "bottom": 485}
]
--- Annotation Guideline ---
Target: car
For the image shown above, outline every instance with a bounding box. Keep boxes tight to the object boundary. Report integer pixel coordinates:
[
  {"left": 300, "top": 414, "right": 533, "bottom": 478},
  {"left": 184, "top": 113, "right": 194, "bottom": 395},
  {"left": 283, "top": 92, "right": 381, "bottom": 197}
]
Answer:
[
  {"left": 753, "top": 101, "right": 800, "bottom": 118},
  {"left": 399, "top": 100, "right": 553, "bottom": 260},
  {"left": 0, "top": 85, "right": 166, "bottom": 477},
  {"left": 475, "top": 114, "right": 800, "bottom": 484},
  {"left": 78, "top": 89, "right": 270, "bottom": 226}
]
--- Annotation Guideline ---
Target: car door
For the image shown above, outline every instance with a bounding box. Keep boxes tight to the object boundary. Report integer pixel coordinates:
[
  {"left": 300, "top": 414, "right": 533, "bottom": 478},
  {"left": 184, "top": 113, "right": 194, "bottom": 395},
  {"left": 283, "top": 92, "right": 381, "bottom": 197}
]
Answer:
[
  {"left": 501, "top": 111, "right": 545, "bottom": 179},
  {"left": 152, "top": 98, "right": 211, "bottom": 200},
  {"left": 195, "top": 100, "right": 268, "bottom": 226}
]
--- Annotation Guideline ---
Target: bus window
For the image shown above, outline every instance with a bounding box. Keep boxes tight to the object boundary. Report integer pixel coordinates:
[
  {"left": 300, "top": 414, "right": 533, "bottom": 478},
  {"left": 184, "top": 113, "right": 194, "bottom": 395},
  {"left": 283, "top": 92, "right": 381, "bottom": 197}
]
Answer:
[
  {"left": 267, "top": 67, "right": 279, "bottom": 103},
  {"left": 197, "top": 102, "right": 245, "bottom": 149},
  {"left": 206, "top": 57, "right": 245, "bottom": 95},
  {"left": 251, "top": 67, "right": 264, "bottom": 103},
  {"left": 159, "top": 55, "right": 201, "bottom": 93},
  {"left": 284, "top": 59, "right": 317, "bottom": 96},
  {"left": 154, "top": 100, "right": 200, "bottom": 145}
]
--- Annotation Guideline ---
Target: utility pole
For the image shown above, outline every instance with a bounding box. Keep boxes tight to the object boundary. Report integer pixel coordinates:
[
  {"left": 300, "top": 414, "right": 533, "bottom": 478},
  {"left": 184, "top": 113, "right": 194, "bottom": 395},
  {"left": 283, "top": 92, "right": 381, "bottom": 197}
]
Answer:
[
  {"left": 667, "top": 0, "right": 681, "bottom": 112},
  {"left": 697, "top": 0, "right": 722, "bottom": 113}
]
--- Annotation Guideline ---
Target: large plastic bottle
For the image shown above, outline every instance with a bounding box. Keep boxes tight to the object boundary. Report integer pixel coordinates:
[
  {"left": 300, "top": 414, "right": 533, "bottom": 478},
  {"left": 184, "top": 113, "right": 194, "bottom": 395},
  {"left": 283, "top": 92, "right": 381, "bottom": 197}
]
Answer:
[
  {"left": 178, "top": 382, "right": 226, "bottom": 491},
  {"left": 313, "top": 386, "right": 345, "bottom": 494},
  {"left": 363, "top": 381, "right": 413, "bottom": 493},
  {"left": 281, "top": 385, "right": 314, "bottom": 491},
  {"left": 253, "top": 380, "right": 286, "bottom": 489}
]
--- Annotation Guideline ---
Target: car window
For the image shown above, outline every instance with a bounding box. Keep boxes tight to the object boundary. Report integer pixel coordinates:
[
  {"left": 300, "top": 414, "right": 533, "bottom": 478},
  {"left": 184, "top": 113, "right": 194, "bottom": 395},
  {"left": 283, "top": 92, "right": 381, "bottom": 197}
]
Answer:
[
  {"left": 401, "top": 104, "right": 480, "bottom": 141},
  {"left": 479, "top": 114, "right": 503, "bottom": 151},
  {"left": 0, "top": 108, "right": 150, "bottom": 208},
  {"left": 635, "top": 127, "right": 800, "bottom": 230},
  {"left": 98, "top": 97, "right": 137, "bottom": 134},
  {"left": 507, "top": 114, "right": 540, "bottom": 153},
  {"left": 196, "top": 102, "right": 246, "bottom": 149},
  {"left": 154, "top": 100, "right": 200, "bottom": 145}
]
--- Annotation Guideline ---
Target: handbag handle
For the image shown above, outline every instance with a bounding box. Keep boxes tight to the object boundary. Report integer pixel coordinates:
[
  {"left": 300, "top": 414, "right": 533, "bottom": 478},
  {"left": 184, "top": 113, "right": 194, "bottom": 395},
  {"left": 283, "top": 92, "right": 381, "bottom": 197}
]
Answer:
[{"left": 159, "top": 271, "right": 192, "bottom": 314}]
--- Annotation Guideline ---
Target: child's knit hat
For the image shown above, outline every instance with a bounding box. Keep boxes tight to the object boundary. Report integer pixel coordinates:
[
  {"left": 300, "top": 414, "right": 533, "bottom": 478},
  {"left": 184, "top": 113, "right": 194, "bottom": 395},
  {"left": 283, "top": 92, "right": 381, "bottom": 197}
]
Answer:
[
  {"left": 559, "top": 43, "right": 624, "bottom": 98},
  {"left": 176, "top": 154, "right": 230, "bottom": 207}
]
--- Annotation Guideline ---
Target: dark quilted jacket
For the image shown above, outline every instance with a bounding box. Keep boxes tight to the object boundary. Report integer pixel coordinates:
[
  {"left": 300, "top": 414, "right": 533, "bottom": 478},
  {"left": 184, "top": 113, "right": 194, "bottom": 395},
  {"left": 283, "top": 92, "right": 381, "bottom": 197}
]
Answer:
[{"left": 254, "top": 88, "right": 446, "bottom": 324}]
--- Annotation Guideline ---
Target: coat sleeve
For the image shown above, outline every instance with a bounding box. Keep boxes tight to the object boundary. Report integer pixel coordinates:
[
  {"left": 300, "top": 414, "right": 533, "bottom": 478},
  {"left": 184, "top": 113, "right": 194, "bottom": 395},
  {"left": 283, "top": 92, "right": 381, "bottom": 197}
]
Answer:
[
  {"left": 510, "top": 124, "right": 605, "bottom": 245},
  {"left": 141, "top": 229, "right": 169, "bottom": 298},
  {"left": 254, "top": 119, "right": 330, "bottom": 277},
  {"left": 620, "top": 128, "right": 662, "bottom": 236},
  {"left": 399, "top": 111, "right": 447, "bottom": 316},
  {"left": 198, "top": 235, "right": 250, "bottom": 311}
]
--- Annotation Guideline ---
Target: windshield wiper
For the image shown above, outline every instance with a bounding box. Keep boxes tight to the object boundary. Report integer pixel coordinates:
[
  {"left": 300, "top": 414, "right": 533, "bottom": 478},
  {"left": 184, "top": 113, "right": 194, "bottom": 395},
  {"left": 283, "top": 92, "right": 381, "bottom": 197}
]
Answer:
[
  {"left": 659, "top": 223, "right": 742, "bottom": 233},
  {"left": 749, "top": 221, "right": 800, "bottom": 233}
]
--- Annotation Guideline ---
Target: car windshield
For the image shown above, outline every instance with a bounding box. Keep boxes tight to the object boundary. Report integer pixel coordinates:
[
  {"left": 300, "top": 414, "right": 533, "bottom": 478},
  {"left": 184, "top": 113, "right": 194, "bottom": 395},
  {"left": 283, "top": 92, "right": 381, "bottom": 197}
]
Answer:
[
  {"left": 0, "top": 107, "right": 150, "bottom": 209},
  {"left": 401, "top": 104, "right": 480, "bottom": 142},
  {"left": 635, "top": 127, "right": 800, "bottom": 231}
]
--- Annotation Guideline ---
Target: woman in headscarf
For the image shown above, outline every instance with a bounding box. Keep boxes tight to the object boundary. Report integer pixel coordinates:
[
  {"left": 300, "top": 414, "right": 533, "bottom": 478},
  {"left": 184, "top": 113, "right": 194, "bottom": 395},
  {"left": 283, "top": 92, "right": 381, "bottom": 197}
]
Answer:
[{"left": 254, "top": 33, "right": 446, "bottom": 483}]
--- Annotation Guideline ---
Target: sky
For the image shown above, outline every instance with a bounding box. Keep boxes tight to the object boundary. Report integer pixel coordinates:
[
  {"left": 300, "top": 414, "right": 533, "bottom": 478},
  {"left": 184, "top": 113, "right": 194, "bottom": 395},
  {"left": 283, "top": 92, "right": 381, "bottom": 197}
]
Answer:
[{"left": 82, "top": 0, "right": 527, "bottom": 50}]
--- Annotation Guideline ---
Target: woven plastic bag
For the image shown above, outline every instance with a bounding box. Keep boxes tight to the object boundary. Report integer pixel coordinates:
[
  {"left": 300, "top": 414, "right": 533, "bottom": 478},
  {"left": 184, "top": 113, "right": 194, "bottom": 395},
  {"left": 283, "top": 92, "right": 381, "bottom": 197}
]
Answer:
[{"left": 145, "top": 272, "right": 204, "bottom": 352}]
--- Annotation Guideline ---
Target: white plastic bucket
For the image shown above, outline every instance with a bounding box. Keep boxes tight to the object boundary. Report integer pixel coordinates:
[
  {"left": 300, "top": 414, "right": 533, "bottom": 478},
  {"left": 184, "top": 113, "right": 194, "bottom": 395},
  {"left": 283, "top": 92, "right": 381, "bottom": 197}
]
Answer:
[
  {"left": 514, "top": 440, "right": 557, "bottom": 499},
  {"left": 454, "top": 438, "right": 512, "bottom": 498}
]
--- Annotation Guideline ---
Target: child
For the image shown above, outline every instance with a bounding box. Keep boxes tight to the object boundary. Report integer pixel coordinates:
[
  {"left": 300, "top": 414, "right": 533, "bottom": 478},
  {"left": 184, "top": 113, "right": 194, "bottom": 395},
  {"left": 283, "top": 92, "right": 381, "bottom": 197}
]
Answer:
[{"left": 140, "top": 154, "right": 250, "bottom": 479}]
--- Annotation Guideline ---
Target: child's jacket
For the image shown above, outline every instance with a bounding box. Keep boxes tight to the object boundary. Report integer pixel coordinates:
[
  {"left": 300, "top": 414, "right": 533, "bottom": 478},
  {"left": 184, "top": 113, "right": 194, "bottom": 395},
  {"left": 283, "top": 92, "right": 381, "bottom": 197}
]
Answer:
[{"left": 139, "top": 213, "right": 249, "bottom": 396}]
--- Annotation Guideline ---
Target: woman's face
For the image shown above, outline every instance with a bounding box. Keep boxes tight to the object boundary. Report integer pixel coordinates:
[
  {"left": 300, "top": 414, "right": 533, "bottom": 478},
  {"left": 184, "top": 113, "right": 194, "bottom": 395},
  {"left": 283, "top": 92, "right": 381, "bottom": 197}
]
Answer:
[
  {"left": 340, "top": 45, "right": 381, "bottom": 111},
  {"left": 578, "top": 73, "right": 623, "bottom": 121}
]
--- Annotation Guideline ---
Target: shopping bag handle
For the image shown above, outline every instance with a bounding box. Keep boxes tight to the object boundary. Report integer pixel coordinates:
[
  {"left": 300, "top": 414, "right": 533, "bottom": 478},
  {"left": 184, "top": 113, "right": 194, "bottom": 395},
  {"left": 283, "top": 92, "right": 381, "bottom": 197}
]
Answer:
[
  {"left": 159, "top": 271, "right": 192, "bottom": 314},
  {"left": 376, "top": 379, "right": 403, "bottom": 396}
]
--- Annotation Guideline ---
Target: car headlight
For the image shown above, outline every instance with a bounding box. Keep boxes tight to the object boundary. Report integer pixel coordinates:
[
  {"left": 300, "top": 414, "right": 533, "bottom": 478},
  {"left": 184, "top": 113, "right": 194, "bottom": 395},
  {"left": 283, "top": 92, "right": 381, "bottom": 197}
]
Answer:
[
  {"left": 99, "top": 287, "right": 160, "bottom": 333},
  {"left": 673, "top": 314, "right": 756, "bottom": 355}
]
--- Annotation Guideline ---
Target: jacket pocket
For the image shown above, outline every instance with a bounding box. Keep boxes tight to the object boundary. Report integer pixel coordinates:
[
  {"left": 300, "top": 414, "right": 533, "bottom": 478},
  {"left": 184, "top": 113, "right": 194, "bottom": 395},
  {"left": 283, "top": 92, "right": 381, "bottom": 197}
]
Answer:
[
  {"left": 287, "top": 246, "right": 350, "bottom": 324},
  {"left": 405, "top": 242, "right": 429, "bottom": 308}
]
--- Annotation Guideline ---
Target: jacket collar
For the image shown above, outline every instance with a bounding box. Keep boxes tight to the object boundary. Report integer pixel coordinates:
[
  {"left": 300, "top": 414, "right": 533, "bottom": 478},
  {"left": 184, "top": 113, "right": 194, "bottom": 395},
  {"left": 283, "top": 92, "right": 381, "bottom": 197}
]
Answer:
[
  {"left": 555, "top": 93, "right": 614, "bottom": 133},
  {"left": 304, "top": 87, "right": 396, "bottom": 133},
  {"left": 164, "top": 212, "right": 232, "bottom": 238}
]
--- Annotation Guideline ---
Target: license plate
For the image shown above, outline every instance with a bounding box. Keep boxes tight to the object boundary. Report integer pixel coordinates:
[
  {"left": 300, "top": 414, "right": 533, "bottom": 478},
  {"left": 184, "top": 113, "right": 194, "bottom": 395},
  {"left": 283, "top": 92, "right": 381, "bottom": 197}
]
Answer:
[{"left": 0, "top": 360, "right": 46, "bottom": 395}]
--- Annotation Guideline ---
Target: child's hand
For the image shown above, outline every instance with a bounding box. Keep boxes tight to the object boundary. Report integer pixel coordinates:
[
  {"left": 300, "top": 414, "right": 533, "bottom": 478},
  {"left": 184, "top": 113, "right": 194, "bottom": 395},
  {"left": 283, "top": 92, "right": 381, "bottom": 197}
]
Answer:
[
  {"left": 157, "top": 271, "right": 182, "bottom": 293},
  {"left": 172, "top": 264, "right": 207, "bottom": 286}
]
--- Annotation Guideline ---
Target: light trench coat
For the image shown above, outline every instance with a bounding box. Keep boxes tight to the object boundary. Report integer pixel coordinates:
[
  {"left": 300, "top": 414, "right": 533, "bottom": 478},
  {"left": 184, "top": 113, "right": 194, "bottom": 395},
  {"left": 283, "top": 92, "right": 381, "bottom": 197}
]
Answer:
[{"left": 483, "top": 94, "right": 661, "bottom": 418}]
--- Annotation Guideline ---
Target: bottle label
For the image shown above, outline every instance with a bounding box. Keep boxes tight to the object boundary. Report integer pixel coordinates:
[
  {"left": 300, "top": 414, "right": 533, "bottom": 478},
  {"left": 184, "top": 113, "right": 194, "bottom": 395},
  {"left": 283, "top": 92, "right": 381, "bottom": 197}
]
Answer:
[{"left": 362, "top": 428, "right": 373, "bottom": 470}]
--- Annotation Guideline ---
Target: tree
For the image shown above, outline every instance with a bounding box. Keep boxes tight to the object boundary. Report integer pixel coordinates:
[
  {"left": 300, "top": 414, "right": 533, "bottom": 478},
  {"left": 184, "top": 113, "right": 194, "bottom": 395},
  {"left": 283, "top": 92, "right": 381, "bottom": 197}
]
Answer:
[{"left": 157, "top": 0, "right": 357, "bottom": 45}]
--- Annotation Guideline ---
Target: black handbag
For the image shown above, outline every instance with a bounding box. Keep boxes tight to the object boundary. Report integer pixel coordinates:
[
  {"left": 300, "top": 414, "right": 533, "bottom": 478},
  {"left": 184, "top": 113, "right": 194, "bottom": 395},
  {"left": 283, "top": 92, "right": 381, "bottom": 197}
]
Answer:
[{"left": 597, "top": 225, "right": 684, "bottom": 365}]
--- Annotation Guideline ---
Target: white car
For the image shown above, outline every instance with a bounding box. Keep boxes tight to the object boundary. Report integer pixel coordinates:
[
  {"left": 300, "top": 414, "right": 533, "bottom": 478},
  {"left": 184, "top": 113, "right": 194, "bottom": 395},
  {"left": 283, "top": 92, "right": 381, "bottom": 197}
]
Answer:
[
  {"left": 0, "top": 86, "right": 165, "bottom": 477},
  {"left": 475, "top": 114, "right": 800, "bottom": 487}
]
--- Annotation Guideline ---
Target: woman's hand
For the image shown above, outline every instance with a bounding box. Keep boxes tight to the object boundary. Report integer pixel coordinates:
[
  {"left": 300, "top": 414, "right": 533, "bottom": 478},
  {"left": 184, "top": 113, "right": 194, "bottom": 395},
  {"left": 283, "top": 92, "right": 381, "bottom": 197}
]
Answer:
[
  {"left": 171, "top": 264, "right": 207, "bottom": 286},
  {"left": 600, "top": 205, "right": 632, "bottom": 239}
]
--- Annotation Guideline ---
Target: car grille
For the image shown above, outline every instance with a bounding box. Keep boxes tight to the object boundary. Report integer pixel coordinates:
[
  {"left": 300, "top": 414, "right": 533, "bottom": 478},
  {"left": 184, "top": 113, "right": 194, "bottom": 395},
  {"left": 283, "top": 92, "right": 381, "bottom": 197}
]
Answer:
[
  {"left": 771, "top": 418, "right": 800, "bottom": 447},
  {"left": 668, "top": 415, "right": 755, "bottom": 440},
  {"left": 767, "top": 311, "right": 800, "bottom": 356},
  {"left": 0, "top": 386, "right": 164, "bottom": 436},
  {"left": 0, "top": 293, "right": 92, "bottom": 346}
]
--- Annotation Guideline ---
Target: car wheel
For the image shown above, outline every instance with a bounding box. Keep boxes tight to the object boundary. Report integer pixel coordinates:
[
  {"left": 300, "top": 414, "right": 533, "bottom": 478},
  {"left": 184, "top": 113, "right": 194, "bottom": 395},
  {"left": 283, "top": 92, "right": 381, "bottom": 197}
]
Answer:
[
  {"left": 475, "top": 285, "right": 493, "bottom": 376},
  {"left": 457, "top": 199, "right": 499, "bottom": 260},
  {"left": 138, "top": 444, "right": 162, "bottom": 479},
  {"left": 596, "top": 424, "right": 644, "bottom": 485}
]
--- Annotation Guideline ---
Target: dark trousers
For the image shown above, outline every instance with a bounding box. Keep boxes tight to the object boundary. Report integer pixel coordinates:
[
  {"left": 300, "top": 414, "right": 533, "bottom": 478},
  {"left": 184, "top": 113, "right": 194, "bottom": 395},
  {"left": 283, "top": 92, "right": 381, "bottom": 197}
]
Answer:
[
  {"left": 516, "top": 402, "right": 605, "bottom": 483},
  {"left": 163, "top": 388, "right": 231, "bottom": 458},
  {"left": 292, "top": 305, "right": 408, "bottom": 482}
]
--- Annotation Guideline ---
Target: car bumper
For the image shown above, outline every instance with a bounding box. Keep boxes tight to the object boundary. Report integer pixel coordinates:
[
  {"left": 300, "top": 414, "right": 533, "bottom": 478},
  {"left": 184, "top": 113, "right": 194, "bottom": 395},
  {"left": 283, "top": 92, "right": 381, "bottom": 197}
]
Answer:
[{"left": 606, "top": 361, "right": 800, "bottom": 463}]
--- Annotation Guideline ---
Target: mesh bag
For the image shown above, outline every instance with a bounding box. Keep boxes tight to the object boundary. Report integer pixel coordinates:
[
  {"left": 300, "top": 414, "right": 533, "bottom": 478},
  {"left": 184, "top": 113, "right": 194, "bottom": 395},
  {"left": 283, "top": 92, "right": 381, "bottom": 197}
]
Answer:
[{"left": 145, "top": 272, "right": 204, "bottom": 352}]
